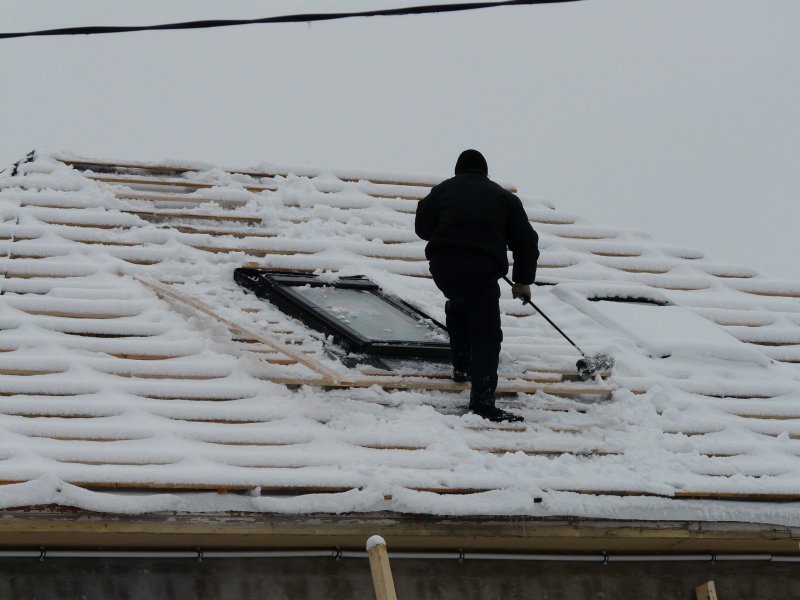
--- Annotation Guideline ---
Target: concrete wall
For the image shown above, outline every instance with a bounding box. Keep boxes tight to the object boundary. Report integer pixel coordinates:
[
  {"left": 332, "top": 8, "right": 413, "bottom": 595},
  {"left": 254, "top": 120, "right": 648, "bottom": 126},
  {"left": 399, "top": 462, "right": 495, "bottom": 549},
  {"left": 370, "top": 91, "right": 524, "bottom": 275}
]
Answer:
[{"left": 2, "top": 557, "right": 799, "bottom": 600}]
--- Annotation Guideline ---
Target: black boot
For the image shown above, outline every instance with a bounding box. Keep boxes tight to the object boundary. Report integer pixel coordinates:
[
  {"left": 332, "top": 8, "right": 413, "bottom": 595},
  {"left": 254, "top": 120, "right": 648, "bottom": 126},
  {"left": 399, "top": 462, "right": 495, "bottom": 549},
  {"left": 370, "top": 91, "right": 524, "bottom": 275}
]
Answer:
[{"left": 470, "top": 404, "right": 524, "bottom": 423}]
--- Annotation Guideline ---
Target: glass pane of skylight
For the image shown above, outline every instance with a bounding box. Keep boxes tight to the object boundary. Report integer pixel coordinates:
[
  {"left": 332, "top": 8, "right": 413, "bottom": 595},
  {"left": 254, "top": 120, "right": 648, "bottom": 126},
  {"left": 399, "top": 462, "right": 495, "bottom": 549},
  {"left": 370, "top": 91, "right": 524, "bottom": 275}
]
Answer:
[{"left": 293, "top": 286, "right": 445, "bottom": 343}]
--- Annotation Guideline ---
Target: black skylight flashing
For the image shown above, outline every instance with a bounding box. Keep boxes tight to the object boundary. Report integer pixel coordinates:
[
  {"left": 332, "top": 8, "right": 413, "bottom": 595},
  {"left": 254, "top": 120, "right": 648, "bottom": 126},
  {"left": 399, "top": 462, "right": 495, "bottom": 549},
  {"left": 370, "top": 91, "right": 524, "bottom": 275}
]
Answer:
[
  {"left": 234, "top": 268, "right": 451, "bottom": 360},
  {"left": 587, "top": 295, "right": 670, "bottom": 306}
]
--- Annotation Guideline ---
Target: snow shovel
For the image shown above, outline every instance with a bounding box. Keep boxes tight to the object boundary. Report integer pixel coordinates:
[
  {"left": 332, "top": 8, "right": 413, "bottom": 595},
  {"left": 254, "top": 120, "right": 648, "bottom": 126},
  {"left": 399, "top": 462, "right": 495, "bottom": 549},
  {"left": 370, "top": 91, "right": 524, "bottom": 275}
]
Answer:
[{"left": 502, "top": 277, "right": 615, "bottom": 380}]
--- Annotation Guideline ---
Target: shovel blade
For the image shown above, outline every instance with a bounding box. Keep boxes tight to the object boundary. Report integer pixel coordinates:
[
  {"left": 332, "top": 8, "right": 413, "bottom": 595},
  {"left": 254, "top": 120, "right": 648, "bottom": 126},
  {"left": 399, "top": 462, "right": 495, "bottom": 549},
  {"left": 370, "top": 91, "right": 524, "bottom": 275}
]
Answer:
[{"left": 576, "top": 354, "right": 615, "bottom": 380}]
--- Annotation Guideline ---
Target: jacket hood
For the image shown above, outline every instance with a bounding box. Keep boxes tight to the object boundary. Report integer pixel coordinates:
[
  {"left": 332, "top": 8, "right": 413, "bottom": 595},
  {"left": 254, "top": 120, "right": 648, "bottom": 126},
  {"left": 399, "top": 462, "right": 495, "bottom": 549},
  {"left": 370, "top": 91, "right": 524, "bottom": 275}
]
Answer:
[{"left": 454, "top": 149, "right": 488, "bottom": 176}]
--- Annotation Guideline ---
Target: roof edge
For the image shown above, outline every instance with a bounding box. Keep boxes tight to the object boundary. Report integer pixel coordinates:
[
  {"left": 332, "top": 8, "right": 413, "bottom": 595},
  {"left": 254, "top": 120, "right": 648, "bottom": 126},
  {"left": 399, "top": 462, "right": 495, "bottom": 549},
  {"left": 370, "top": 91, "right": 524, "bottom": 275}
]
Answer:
[{"left": 1, "top": 509, "right": 798, "bottom": 554}]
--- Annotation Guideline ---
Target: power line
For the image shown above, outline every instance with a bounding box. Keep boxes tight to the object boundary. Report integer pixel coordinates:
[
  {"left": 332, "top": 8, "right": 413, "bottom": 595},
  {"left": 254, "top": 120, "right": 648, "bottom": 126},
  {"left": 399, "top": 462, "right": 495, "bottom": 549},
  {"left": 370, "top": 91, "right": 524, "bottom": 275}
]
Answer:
[{"left": 0, "top": 0, "right": 584, "bottom": 40}]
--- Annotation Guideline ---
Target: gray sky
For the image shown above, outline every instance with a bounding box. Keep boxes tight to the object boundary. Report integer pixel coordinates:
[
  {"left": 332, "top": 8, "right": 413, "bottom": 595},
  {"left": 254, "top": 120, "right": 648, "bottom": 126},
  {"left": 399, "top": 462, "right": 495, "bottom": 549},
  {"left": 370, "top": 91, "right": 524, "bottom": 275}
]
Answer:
[{"left": 2, "top": 0, "right": 799, "bottom": 280}]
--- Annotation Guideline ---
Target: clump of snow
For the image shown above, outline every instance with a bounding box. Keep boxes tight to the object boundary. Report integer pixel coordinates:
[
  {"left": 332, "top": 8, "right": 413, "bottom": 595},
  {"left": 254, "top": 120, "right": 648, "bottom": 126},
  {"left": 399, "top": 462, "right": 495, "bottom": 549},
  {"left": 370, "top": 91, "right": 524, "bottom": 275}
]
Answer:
[{"left": 366, "top": 535, "right": 386, "bottom": 551}]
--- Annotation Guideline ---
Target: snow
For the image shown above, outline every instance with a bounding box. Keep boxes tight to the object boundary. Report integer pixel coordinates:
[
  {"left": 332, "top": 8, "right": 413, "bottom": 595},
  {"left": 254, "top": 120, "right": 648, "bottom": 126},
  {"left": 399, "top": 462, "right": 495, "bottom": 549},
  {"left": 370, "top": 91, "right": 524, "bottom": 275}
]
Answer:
[
  {"left": 366, "top": 535, "right": 386, "bottom": 551},
  {"left": 0, "top": 153, "right": 799, "bottom": 528}
]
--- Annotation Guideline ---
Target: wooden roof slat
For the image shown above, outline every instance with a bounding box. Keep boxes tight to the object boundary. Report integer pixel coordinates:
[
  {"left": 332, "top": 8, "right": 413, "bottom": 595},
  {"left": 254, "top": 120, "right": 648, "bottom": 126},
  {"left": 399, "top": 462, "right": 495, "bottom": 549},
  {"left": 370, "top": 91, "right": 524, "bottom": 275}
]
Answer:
[
  {"left": 0, "top": 368, "right": 66, "bottom": 376},
  {"left": 255, "top": 373, "right": 612, "bottom": 398},
  {"left": 62, "top": 158, "right": 201, "bottom": 175},
  {"left": 360, "top": 368, "right": 563, "bottom": 385},
  {"left": 32, "top": 217, "right": 135, "bottom": 231},
  {"left": 123, "top": 207, "right": 263, "bottom": 224},
  {"left": 171, "top": 224, "right": 278, "bottom": 238},
  {"left": 6, "top": 474, "right": 800, "bottom": 503},
  {"left": 97, "top": 371, "right": 229, "bottom": 381},
  {"left": 177, "top": 236, "right": 572, "bottom": 271},
  {"left": 61, "top": 157, "right": 451, "bottom": 191},
  {"left": 0, "top": 479, "right": 357, "bottom": 494},
  {"left": 115, "top": 191, "right": 250, "bottom": 208},
  {"left": 187, "top": 242, "right": 427, "bottom": 262},
  {"left": 87, "top": 173, "right": 278, "bottom": 194},
  {"left": 673, "top": 491, "right": 800, "bottom": 501},
  {"left": 590, "top": 249, "right": 643, "bottom": 258},
  {"left": 113, "top": 181, "right": 426, "bottom": 204},
  {"left": 15, "top": 310, "right": 136, "bottom": 320},
  {"left": 743, "top": 289, "right": 800, "bottom": 299},
  {"left": 281, "top": 196, "right": 418, "bottom": 215},
  {"left": 137, "top": 277, "right": 348, "bottom": 386},
  {"left": 241, "top": 258, "right": 432, "bottom": 279}
]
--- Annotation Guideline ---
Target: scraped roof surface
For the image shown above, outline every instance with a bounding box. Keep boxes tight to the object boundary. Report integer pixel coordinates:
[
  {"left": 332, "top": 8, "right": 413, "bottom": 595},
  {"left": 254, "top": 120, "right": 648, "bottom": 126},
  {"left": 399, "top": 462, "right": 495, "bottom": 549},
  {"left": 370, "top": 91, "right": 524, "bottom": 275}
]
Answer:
[{"left": 1, "top": 152, "right": 800, "bottom": 524}]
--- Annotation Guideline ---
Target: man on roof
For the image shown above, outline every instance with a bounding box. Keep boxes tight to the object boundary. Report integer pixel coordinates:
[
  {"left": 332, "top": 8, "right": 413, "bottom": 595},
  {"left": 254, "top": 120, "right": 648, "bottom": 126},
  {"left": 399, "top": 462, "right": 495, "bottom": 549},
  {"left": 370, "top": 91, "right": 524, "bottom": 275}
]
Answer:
[{"left": 415, "top": 150, "right": 540, "bottom": 423}]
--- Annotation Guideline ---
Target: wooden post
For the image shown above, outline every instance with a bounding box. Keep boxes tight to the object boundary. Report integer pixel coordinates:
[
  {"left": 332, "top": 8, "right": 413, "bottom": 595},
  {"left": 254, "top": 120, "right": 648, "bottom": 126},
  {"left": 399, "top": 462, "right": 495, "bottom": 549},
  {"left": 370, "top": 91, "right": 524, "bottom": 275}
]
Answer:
[
  {"left": 696, "top": 580, "right": 718, "bottom": 600},
  {"left": 367, "top": 535, "right": 398, "bottom": 600}
]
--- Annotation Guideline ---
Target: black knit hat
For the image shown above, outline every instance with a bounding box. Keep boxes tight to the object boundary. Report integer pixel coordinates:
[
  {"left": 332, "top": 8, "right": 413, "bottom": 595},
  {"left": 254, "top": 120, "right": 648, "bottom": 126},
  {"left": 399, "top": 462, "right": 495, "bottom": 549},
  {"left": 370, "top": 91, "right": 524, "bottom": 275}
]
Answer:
[{"left": 454, "top": 149, "right": 488, "bottom": 176}]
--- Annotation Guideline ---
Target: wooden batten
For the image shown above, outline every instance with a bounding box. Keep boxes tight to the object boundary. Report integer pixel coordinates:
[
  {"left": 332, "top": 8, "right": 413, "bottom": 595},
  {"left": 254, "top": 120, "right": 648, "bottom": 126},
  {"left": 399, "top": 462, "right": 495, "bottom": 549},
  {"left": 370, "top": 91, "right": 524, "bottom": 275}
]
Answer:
[
  {"left": 108, "top": 352, "right": 186, "bottom": 361},
  {"left": 0, "top": 368, "right": 66, "bottom": 376},
  {"left": 608, "top": 265, "right": 672, "bottom": 275},
  {"left": 173, "top": 224, "right": 278, "bottom": 238},
  {"left": 93, "top": 173, "right": 427, "bottom": 202},
  {"left": 34, "top": 217, "right": 134, "bottom": 230},
  {"left": 136, "top": 277, "right": 348, "bottom": 386},
  {"left": 553, "top": 232, "right": 616, "bottom": 241},
  {"left": 116, "top": 191, "right": 250, "bottom": 208},
  {"left": 18, "top": 309, "right": 137, "bottom": 319},
  {"left": 360, "top": 368, "right": 563, "bottom": 385},
  {"left": 87, "top": 174, "right": 278, "bottom": 194},
  {"left": 527, "top": 214, "right": 576, "bottom": 225},
  {"left": 124, "top": 208, "right": 263, "bottom": 224},
  {"left": 189, "top": 243, "right": 426, "bottom": 263},
  {"left": 591, "top": 249, "right": 643, "bottom": 258},
  {"left": 674, "top": 490, "right": 800, "bottom": 501},
  {"left": 62, "top": 159, "right": 198, "bottom": 175},
  {"left": 2, "top": 270, "right": 81, "bottom": 280},
  {"left": 61, "top": 157, "right": 448, "bottom": 191},
  {"left": 253, "top": 372, "right": 611, "bottom": 397},
  {"left": 191, "top": 245, "right": 303, "bottom": 257},
  {"left": 100, "top": 371, "right": 227, "bottom": 381},
  {"left": 644, "top": 282, "right": 711, "bottom": 291},
  {"left": 741, "top": 289, "right": 800, "bottom": 299}
]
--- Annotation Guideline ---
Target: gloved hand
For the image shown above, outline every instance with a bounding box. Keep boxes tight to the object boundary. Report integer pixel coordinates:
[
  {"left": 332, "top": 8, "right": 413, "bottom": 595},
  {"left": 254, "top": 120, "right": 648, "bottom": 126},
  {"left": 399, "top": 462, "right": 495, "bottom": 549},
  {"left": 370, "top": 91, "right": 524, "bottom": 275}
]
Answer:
[{"left": 512, "top": 282, "right": 531, "bottom": 303}]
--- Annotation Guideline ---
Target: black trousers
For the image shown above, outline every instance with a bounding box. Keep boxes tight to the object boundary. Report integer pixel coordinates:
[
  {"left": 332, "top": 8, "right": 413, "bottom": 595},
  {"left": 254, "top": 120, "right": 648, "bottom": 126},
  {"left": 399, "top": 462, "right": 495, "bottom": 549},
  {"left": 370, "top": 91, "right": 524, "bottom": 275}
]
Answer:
[{"left": 429, "top": 249, "right": 502, "bottom": 408}]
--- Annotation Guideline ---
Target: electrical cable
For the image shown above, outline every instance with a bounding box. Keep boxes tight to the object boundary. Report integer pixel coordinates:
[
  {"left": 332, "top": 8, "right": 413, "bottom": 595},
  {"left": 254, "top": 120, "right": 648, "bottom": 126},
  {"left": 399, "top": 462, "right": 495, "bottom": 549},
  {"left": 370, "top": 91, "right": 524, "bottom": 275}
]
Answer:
[{"left": 0, "top": 0, "right": 584, "bottom": 40}]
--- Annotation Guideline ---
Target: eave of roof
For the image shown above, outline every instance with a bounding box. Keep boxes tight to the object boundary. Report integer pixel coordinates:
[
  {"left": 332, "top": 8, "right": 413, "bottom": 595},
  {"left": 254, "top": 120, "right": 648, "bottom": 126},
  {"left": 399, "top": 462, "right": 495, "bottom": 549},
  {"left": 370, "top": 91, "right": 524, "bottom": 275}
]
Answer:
[{"left": 1, "top": 508, "right": 799, "bottom": 554}]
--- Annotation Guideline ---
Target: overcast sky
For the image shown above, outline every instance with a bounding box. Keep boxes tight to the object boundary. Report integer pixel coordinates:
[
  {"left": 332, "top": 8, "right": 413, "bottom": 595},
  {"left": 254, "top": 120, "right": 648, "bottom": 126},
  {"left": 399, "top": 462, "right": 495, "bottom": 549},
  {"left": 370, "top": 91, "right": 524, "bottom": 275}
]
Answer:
[{"left": 2, "top": 0, "right": 798, "bottom": 280}]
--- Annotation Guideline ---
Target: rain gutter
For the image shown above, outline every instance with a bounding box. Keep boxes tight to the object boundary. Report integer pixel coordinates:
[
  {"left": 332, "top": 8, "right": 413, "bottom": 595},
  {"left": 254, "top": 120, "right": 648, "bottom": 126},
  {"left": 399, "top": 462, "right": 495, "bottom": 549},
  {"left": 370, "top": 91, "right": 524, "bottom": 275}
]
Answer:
[{"left": 1, "top": 549, "right": 798, "bottom": 563}]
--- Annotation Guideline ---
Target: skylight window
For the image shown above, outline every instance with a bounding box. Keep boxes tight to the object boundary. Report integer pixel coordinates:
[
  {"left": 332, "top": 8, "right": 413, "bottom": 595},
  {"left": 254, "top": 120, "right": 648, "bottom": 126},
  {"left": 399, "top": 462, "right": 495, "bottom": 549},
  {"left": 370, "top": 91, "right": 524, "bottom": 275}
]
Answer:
[
  {"left": 234, "top": 269, "right": 450, "bottom": 360},
  {"left": 553, "top": 285, "right": 765, "bottom": 364}
]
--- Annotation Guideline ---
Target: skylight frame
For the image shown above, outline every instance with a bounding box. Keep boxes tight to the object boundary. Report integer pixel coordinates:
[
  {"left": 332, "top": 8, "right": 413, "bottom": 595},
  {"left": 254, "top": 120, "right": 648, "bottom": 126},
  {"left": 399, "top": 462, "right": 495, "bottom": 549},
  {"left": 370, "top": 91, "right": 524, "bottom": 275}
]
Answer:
[{"left": 234, "top": 268, "right": 451, "bottom": 359}]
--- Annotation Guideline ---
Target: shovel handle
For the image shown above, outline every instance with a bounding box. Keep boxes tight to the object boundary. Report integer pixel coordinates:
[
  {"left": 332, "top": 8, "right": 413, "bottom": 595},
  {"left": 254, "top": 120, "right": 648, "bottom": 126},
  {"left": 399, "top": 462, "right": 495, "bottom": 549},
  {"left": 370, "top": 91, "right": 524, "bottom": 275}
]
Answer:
[{"left": 502, "top": 276, "right": 587, "bottom": 358}]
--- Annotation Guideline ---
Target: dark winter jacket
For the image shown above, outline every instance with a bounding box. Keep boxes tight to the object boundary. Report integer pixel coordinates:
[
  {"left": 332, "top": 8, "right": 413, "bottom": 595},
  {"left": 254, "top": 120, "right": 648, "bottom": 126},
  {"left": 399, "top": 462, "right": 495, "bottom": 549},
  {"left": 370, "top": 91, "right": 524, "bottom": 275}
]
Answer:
[{"left": 415, "top": 172, "right": 540, "bottom": 285}]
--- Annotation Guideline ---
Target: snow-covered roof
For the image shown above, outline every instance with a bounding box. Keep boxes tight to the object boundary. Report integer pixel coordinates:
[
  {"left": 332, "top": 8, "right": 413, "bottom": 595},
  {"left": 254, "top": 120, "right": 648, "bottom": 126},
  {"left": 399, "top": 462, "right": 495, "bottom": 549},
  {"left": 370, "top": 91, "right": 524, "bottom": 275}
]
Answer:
[{"left": 2, "top": 152, "right": 800, "bottom": 527}]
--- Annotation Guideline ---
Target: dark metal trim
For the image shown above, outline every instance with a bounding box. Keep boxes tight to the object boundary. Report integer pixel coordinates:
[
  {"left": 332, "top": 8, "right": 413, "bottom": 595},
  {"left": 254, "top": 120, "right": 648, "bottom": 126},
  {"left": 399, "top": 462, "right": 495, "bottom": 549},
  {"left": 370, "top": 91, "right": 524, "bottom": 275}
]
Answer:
[
  {"left": 586, "top": 296, "right": 669, "bottom": 306},
  {"left": 234, "top": 268, "right": 451, "bottom": 359}
]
